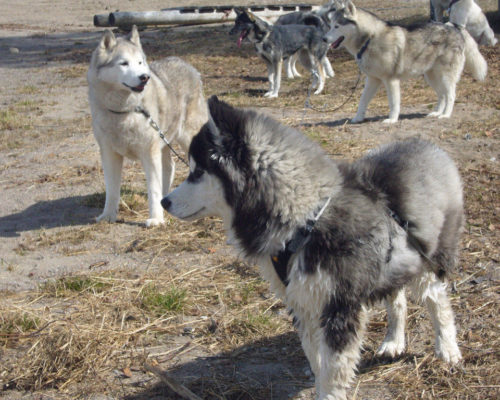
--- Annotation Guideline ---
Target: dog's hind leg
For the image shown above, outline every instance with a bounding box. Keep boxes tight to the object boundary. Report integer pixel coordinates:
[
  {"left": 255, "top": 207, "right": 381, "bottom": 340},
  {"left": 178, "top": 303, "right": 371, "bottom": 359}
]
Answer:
[
  {"left": 97, "top": 147, "right": 123, "bottom": 223},
  {"left": 351, "top": 76, "right": 381, "bottom": 123},
  {"left": 142, "top": 150, "right": 165, "bottom": 227},
  {"left": 285, "top": 57, "right": 294, "bottom": 79},
  {"left": 410, "top": 272, "right": 462, "bottom": 364},
  {"left": 425, "top": 70, "right": 446, "bottom": 117},
  {"left": 383, "top": 79, "right": 401, "bottom": 123},
  {"left": 377, "top": 288, "right": 407, "bottom": 358}
]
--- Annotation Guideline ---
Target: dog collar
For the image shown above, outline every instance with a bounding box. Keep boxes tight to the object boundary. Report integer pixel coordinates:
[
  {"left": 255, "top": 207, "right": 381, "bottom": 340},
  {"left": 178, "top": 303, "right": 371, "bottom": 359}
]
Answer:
[
  {"left": 356, "top": 38, "right": 370, "bottom": 60},
  {"left": 271, "top": 197, "right": 331, "bottom": 285}
]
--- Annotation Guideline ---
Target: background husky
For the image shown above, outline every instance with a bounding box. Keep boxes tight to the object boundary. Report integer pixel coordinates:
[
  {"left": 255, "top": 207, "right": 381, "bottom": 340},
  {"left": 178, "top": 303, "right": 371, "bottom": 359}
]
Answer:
[
  {"left": 323, "top": 0, "right": 487, "bottom": 123},
  {"left": 449, "top": 0, "right": 498, "bottom": 46},
  {"left": 162, "top": 96, "right": 464, "bottom": 400},
  {"left": 431, "top": 0, "right": 453, "bottom": 22},
  {"left": 88, "top": 26, "right": 208, "bottom": 227},
  {"left": 229, "top": 8, "right": 329, "bottom": 98},
  {"left": 274, "top": 5, "right": 335, "bottom": 79}
]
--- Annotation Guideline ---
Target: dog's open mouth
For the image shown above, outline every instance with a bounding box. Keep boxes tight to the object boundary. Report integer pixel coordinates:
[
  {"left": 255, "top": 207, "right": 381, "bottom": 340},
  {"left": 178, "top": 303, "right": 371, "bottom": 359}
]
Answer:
[
  {"left": 237, "top": 29, "right": 249, "bottom": 47},
  {"left": 331, "top": 36, "right": 345, "bottom": 49},
  {"left": 123, "top": 82, "right": 147, "bottom": 93}
]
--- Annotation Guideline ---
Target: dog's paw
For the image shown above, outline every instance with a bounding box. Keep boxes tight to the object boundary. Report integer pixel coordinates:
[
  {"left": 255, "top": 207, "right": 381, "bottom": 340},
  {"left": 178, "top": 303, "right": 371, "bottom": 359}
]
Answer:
[
  {"left": 438, "top": 114, "right": 451, "bottom": 119},
  {"left": 96, "top": 213, "right": 117, "bottom": 223},
  {"left": 313, "top": 88, "right": 324, "bottom": 95},
  {"left": 264, "top": 91, "right": 278, "bottom": 98},
  {"left": 427, "top": 111, "right": 442, "bottom": 118},
  {"left": 376, "top": 338, "right": 405, "bottom": 358},
  {"left": 350, "top": 116, "right": 364, "bottom": 124},
  {"left": 436, "top": 338, "right": 462, "bottom": 365},
  {"left": 145, "top": 217, "right": 165, "bottom": 227},
  {"left": 382, "top": 118, "right": 397, "bottom": 124}
]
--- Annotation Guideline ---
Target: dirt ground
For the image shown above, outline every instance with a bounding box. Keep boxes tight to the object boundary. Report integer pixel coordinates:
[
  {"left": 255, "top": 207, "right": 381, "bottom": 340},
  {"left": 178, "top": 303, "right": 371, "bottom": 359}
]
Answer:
[{"left": 0, "top": 1, "right": 499, "bottom": 399}]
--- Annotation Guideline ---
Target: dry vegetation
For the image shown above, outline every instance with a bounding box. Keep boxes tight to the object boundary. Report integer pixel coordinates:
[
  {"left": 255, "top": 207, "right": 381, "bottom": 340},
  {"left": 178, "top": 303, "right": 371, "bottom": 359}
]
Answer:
[{"left": 1, "top": 2, "right": 499, "bottom": 399}]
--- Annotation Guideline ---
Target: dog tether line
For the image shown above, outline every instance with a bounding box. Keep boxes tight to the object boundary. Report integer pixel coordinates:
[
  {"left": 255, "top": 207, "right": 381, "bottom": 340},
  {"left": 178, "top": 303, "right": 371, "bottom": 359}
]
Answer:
[{"left": 134, "top": 106, "right": 190, "bottom": 167}]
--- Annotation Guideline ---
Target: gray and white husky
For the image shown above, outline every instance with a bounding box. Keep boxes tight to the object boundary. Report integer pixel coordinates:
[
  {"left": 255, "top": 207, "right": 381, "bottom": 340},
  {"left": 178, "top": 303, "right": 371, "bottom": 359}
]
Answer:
[
  {"left": 323, "top": 0, "right": 487, "bottom": 123},
  {"left": 230, "top": 8, "right": 329, "bottom": 98},
  {"left": 162, "top": 96, "right": 464, "bottom": 399},
  {"left": 274, "top": 5, "right": 335, "bottom": 79},
  {"left": 87, "top": 26, "right": 208, "bottom": 227}
]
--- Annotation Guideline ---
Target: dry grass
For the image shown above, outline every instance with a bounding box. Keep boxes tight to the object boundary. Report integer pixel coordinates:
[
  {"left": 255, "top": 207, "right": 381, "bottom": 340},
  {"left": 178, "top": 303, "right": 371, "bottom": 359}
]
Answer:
[{"left": 1, "top": 3, "right": 499, "bottom": 399}]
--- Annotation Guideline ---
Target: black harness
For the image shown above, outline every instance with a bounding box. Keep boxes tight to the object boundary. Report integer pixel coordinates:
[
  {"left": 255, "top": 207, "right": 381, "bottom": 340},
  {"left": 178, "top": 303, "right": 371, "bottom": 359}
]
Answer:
[
  {"left": 356, "top": 38, "right": 371, "bottom": 61},
  {"left": 270, "top": 204, "right": 441, "bottom": 286}
]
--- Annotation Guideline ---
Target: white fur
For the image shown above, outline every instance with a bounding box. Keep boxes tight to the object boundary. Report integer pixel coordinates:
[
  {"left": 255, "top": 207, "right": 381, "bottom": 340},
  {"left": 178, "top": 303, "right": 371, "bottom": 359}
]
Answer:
[{"left": 450, "top": 0, "right": 498, "bottom": 46}]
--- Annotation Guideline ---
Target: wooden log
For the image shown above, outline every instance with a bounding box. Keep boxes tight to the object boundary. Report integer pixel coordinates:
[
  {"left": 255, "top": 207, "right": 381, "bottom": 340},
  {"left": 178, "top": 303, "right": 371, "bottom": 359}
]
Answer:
[
  {"left": 94, "top": 4, "right": 318, "bottom": 28},
  {"left": 93, "top": 13, "right": 112, "bottom": 27}
]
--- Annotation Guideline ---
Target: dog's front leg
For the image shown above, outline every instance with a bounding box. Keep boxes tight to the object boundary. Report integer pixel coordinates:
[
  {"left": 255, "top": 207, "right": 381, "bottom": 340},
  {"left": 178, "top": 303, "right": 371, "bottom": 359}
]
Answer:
[
  {"left": 316, "top": 307, "right": 367, "bottom": 400},
  {"left": 97, "top": 145, "right": 123, "bottom": 223},
  {"left": 264, "top": 60, "right": 276, "bottom": 97},
  {"left": 351, "top": 76, "right": 381, "bottom": 123},
  {"left": 141, "top": 149, "right": 165, "bottom": 227},
  {"left": 265, "top": 58, "right": 281, "bottom": 98},
  {"left": 383, "top": 78, "right": 401, "bottom": 123},
  {"left": 161, "top": 147, "right": 175, "bottom": 197}
]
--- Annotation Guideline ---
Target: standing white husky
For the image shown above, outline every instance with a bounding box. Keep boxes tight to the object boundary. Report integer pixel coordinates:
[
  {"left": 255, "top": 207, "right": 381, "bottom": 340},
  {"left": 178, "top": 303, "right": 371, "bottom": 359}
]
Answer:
[
  {"left": 323, "top": 0, "right": 487, "bottom": 123},
  {"left": 88, "top": 26, "right": 208, "bottom": 226}
]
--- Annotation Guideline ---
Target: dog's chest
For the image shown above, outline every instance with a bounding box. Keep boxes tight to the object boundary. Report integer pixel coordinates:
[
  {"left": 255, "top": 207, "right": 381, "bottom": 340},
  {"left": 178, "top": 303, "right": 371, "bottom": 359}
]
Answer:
[{"left": 94, "top": 113, "right": 159, "bottom": 159}]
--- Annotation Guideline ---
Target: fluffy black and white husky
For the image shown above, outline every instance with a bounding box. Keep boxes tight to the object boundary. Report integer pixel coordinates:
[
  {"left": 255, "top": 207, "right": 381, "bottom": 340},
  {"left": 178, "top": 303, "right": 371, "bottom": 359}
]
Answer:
[{"left": 162, "top": 96, "right": 463, "bottom": 399}]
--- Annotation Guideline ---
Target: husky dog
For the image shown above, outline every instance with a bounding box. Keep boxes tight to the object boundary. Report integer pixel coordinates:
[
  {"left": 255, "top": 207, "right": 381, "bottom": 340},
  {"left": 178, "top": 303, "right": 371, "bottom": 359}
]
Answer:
[
  {"left": 449, "top": 0, "right": 498, "bottom": 46},
  {"left": 323, "top": 0, "right": 487, "bottom": 123},
  {"left": 87, "top": 26, "right": 208, "bottom": 227},
  {"left": 274, "top": 5, "right": 335, "bottom": 79},
  {"left": 230, "top": 8, "right": 329, "bottom": 98},
  {"left": 162, "top": 96, "right": 464, "bottom": 399},
  {"left": 431, "top": 0, "right": 452, "bottom": 22}
]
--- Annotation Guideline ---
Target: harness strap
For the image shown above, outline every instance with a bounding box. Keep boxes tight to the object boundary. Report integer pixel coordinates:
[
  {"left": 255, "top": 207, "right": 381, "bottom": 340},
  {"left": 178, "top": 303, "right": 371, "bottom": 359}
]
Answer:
[
  {"left": 270, "top": 197, "right": 331, "bottom": 285},
  {"left": 356, "top": 38, "right": 371, "bottom": 61}
]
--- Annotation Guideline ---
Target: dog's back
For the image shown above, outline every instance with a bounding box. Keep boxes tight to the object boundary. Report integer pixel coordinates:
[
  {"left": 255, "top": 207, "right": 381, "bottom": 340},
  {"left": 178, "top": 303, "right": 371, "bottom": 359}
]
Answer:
[{"left": 353, "top": 139, "right": 463, "bottom": 274}]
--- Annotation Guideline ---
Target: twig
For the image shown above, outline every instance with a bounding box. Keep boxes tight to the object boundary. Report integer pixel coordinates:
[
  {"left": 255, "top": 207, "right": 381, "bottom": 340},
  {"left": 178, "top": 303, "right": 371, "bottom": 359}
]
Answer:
[{"left": 144, "top": 363, "right": 203, "bottom": 400}]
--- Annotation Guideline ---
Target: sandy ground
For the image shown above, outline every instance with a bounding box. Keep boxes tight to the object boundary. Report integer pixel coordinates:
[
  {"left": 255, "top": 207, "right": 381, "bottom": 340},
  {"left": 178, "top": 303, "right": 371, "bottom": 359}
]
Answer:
[{"left": 0, "top": 1, "right": 498, "bottom": 399}]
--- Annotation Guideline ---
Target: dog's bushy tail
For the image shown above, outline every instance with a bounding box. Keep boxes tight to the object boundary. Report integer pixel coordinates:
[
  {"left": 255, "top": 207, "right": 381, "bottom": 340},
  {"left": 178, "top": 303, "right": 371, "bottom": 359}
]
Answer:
[{"left": 463, "top": 28, "right": 487, "bottom": 81}]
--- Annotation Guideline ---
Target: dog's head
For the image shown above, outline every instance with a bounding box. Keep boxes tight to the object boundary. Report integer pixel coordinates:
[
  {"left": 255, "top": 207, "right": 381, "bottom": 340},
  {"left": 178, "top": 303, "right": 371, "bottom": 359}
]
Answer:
[
  {"left": 91, "top": 25, "right": 151, "bottom": 93},
  {"left": 323, "top": 0, "right": 358, "bottom": 49},
  {"left": 229, "top": 8, "right": 271, "bottom": 47},
  {"left": 161, "top": 96, "right": 251, "bottom": 223}
]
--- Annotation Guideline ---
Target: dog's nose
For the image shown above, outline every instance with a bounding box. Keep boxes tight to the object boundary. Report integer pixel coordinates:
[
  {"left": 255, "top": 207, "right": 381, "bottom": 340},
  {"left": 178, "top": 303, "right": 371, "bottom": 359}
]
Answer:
[
  {"left": 322, "top": 37, "right": 329, "bottom": 43},
  {"left": 161, "top": 196, "right": 171, "bottom": 211},
  {"left": 139, "top": 74, "right": 150, "bottom": 83}
]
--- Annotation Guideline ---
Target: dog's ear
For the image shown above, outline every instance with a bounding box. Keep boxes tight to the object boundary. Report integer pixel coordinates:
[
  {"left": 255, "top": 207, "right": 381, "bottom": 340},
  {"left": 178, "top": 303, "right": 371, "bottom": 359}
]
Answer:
[
  {"left": 344, "top": 1, "right": 357, "bottom": 18},
  {"left": 99, "top": 29, "right": 116, "bottom": 50},
  {"left": 128, "top": 25, "right": 142, "bottom": 48},
  {"left": 207, "top": 96, "right": 246, "bottom": 138},
  {"left": 247, "top": 11, "right": 271, "bottom": 32}
]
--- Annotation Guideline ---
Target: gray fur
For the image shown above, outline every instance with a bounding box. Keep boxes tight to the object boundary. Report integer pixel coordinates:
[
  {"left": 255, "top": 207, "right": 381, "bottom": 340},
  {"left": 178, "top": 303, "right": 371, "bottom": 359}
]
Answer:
[
  {"left": 163, "top": 97, "right": 464, "bottom": 399},
  {"left": 323, "top": 0, "right": 487, "bottom": 123}
]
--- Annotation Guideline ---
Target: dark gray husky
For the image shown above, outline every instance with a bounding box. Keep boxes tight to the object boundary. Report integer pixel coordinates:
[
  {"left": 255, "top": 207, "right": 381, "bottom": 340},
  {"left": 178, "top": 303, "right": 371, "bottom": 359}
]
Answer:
[
  {"left": 162, "top": 96, "right": 464, "bottom": 399},
  {"left": 230, "top": 8, "right": 329, "bottom": 98}
]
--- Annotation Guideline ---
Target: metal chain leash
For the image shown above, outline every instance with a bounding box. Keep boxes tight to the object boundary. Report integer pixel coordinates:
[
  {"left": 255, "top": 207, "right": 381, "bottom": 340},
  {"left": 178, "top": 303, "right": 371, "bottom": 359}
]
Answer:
[
  {"left": 134, "top": 106, "right": 190, "bottom": 167},
  {"left": 301, "top": 70, "right": 362, "bottom": 125}
]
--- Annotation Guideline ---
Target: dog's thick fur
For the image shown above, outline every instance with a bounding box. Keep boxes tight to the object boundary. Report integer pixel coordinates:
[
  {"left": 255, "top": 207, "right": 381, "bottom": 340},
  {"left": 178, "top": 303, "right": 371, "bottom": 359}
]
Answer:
[
  {"left": 229, "top": 8, "right": 329, "bottom": 98},
  {"left": 274, "top": 6, "right": 335, "bottom": 79},
  {"left": 87, "top": 26, "right": 208, "bottom": 226},
  {"left": 323, "top": 0, "right": 487, "bottom": 123},
  {"left": 449, "top": 0, "right": 498, "bottom": 46},
  {"left": 162, "top": 96, "right": 464, "bottom": 399}
]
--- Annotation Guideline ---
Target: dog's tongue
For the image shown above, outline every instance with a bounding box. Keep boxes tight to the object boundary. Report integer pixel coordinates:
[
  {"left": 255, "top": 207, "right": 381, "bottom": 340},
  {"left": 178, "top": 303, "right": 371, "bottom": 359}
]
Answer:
[{"left": 237, "top": 32, "right": 245, "bottom": 48}]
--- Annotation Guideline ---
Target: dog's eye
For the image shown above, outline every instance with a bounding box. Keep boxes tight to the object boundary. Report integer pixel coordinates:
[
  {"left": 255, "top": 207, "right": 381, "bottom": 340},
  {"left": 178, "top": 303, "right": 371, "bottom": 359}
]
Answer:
[
  {"left": 120, "top": 61, "right": 129, "bottom": 66},
  {"left": 187, "top": 167, "right": 205, "bottom": 183},
  {"left": 334, "top": 25, "right": 339, "bottom": 29}
]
